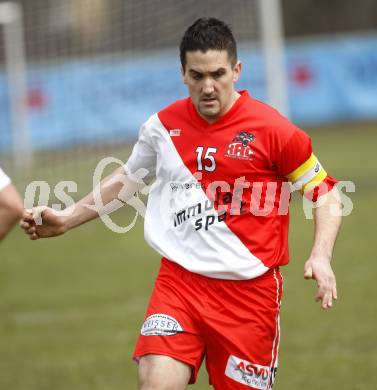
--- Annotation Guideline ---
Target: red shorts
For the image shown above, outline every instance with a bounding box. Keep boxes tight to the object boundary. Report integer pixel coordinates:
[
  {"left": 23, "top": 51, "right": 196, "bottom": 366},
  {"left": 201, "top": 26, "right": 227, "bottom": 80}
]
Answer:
[{"left": 133, "top": 258, "right": 283, "bottom": 389}]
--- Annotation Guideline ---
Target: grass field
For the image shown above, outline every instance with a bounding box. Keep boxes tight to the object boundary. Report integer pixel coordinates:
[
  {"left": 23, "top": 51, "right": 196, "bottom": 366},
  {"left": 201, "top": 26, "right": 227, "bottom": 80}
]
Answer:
[{"left": 1, "top": 124, "right": 376, "bottom": 389}]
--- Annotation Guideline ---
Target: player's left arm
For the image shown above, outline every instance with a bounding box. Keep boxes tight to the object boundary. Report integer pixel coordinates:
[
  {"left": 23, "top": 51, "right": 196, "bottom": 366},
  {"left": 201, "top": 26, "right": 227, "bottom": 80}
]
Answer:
[
  {"left": 303, "top": 187, "right": 342, "bottom": 309},
  {"left": 285, "top": 151, "right": 342, "bottom": 309},
  {"left": 277, "top": 124, "right": 342, "bottom": 309}
]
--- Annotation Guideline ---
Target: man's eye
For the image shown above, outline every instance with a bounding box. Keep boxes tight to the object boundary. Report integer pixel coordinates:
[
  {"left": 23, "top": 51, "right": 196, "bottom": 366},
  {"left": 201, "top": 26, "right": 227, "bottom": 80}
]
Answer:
[
  {"left": 192, "top": 74, "right": 202, "bottom": 80},
  {"left": 213, "top": 73, "right": 224, "bottom": 79}
]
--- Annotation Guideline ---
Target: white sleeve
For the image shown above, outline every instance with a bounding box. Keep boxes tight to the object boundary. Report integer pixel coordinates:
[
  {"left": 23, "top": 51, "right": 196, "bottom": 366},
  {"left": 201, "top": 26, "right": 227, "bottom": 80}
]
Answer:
[
  {"left": 0, "top": 167, "right": 11, "bottom": 192},
  {"left": 124, "top": 116, "right": 157, "bottom": 184}
]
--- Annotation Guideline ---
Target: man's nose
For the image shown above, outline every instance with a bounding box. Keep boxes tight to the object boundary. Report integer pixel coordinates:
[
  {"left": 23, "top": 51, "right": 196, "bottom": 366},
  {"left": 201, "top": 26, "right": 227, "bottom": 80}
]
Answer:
[{"left": 202, "top": 78, "right": 215, "bottom": 94}]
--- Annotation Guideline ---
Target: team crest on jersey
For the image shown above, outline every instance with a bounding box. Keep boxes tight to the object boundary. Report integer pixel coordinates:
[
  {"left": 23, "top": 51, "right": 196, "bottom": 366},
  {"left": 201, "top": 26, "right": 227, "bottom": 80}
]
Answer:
[{"left": 225, "top": 131, "right": 255, "bottom": 160}]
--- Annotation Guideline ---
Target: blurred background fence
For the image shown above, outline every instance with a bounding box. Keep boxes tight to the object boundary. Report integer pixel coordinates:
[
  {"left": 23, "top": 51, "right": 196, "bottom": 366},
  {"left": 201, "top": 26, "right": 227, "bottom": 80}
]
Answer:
[
  {"left": 1, "top": 0, "right": 264, "bottom": 183},
  {"left": 1, "top": 0, "right": 377, "bottom": 185},
  {"left": 0, "top": 2, "right": 377, "bottom": 389}
]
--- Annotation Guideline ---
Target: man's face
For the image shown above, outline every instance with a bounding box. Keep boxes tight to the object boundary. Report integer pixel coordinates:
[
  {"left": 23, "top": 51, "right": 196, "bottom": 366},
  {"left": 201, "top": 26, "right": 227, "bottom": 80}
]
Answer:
[{"left": 182, "top": 50, "right": 242, "bottom": 123}]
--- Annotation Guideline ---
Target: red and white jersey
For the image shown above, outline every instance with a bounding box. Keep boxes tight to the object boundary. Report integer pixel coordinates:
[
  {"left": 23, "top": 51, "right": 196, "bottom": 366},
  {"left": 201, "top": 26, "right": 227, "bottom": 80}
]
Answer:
[
  {"left": 0, "top": 167, "right": 11, "bottom": 192},
  {"left": 124, "top": 91, "right": 336, "bottom": 280}
]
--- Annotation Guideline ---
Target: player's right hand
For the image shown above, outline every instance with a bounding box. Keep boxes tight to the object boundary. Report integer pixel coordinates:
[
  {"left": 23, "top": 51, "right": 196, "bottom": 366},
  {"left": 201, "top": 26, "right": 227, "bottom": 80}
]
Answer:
[{"left": 20, "top": 207, "right": 67, "bottom": 240}]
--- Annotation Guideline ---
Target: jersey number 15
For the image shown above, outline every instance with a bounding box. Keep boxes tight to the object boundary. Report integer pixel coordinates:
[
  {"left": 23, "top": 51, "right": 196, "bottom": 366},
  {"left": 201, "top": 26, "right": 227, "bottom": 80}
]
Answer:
[{"left": 196, "top": 146, "right": 217, "bottom": 172}]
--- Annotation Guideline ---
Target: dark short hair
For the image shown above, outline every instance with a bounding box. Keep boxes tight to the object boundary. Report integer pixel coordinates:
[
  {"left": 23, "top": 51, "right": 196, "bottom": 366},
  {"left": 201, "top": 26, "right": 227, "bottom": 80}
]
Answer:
[{"left": 180, "top": 18, "right": 237, "bottom": 69}]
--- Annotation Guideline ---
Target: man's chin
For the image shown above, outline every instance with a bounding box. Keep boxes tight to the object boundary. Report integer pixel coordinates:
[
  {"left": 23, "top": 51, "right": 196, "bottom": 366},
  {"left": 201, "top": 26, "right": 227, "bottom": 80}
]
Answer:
[{"left": 198, "top": 107, "right": 220, "bottom": 120}]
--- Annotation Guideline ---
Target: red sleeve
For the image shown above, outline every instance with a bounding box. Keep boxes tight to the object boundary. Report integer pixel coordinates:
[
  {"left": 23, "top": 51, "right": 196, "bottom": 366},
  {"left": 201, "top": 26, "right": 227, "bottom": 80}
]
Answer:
[
  {"left": 306, "top": 176, "right": 338, "bottom": 202},
  {"left": 274, "top": 124, "right": 337, "bottom": 201},
  {"left": 276, "top": 128, "right": 312, "bottom": 177}
]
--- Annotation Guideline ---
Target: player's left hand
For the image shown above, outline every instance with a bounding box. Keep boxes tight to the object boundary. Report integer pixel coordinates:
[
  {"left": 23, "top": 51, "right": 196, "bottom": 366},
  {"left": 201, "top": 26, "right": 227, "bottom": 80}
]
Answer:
[{"left": 304, "top": 257, "right": 337, "bottom": 310}]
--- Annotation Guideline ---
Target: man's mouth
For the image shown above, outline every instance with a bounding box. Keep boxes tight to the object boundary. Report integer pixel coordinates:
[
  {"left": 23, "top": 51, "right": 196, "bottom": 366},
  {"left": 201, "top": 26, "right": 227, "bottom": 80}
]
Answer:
[{"left": 201, "top": 97, "right": 217, "bottom": 103}]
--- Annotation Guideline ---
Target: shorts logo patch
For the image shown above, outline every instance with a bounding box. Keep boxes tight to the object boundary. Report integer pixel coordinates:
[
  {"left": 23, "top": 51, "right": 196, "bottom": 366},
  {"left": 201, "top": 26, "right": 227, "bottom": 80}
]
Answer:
[
  {"left": 140, "top": 314, "right": 183, "bottom": 336},
  {"left": 225, "top": 355, "right": 273, "bottom": 389}
]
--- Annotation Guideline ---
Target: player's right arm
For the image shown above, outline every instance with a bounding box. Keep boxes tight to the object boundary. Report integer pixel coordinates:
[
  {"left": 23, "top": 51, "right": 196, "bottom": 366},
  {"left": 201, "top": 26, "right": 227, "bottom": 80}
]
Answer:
[
  {"left": 21, "top": 166, "right": 145, "bottom": 240},
  {"left": 21, "top": 117, "right": 157, "bottom": 240}
]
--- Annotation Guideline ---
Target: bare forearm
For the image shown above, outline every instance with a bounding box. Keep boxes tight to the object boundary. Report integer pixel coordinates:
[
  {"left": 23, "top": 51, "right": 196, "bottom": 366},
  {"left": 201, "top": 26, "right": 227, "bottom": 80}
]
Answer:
[
  {"left": 0, "top": 209, "right": 21, "bottom": 239},
  {"left": 303, "top": 188, "right": 342, "bottom": 309},
  {"left": 21, "top": 166, "right": 145, "bottom": 240},
  {"left": 0, "top": 184, "right": 23, "bottom": 240},
  {"left": 63, "top": 167, "right": 143, "bottom": 231},
  {"left": 310, "top": 187, "right": 342, "bottom": 260}
]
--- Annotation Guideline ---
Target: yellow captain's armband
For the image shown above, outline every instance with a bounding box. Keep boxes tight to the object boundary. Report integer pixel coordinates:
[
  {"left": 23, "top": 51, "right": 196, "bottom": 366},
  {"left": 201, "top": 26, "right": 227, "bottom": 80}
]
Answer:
[{"left": 286, "top": 153, "right": 327, "bottom": 193}]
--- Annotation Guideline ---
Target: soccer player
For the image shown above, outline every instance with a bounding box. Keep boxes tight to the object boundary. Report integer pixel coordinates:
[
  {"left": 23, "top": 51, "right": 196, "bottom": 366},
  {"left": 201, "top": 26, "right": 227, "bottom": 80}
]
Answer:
[
  {"left": 0, "top": 167, "right": 23, "bottom": 241},
  {"left": 21, "top": 18, "right": 342, "bottom": 390}
]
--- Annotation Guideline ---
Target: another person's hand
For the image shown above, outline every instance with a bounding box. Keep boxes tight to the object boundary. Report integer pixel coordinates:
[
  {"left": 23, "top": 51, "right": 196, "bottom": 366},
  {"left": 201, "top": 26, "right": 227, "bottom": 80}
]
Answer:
[
  {"left": 304, "top": 257, "right": 337, "bottom": 310},
  {"left": 20, "top": 207, "right": 67, "bottom": 240}
]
